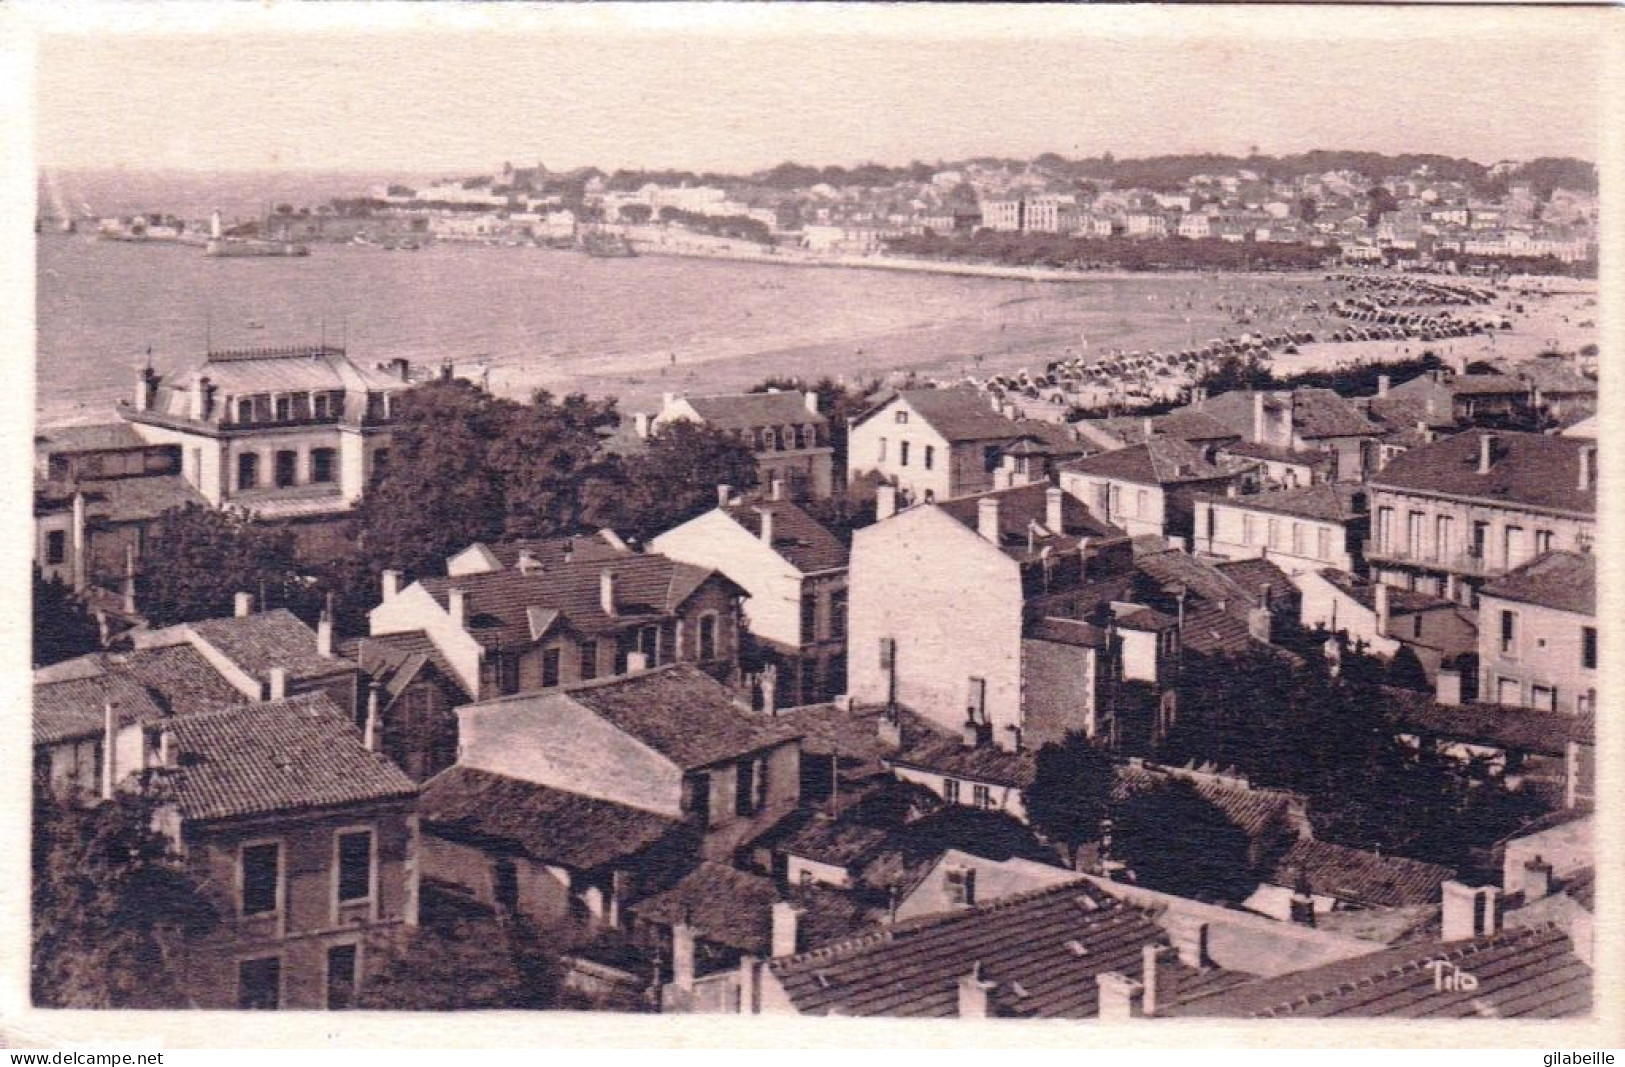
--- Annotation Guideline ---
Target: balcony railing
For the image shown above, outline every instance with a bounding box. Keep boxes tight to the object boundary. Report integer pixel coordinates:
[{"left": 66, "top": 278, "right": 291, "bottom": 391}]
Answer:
[{"left": 1364, "top": 542, "right": 1499, "bottom": 577}]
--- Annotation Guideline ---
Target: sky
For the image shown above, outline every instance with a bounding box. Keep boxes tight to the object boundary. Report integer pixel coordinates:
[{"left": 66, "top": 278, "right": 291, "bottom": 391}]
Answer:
[{"left": 22, "top": 4, "right": 1615, "bottom": 175}]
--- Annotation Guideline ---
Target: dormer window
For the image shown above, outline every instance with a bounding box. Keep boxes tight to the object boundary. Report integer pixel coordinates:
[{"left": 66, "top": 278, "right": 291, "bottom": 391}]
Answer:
[
  {"left": 237, "top": 397, "right": 254, "bottom": 424},
  {"left": 274, "top": 395, "right": 292, "bottom": 422}
]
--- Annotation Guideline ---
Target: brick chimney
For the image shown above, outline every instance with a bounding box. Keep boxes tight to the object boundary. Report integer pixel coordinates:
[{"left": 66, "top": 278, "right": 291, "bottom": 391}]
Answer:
[
  {"left": 381, "top": 569, "right": 400, "bottom": 601},
  {"left": 1478, "top": 433, "right": 1496, "bottom": 475},
  {"left": 1045, "top": 487, "right": 1065, "bottom": 533},
  {"left": 448, "top": 587, "right": 468, "bottom": 628},
  {"left": 978, "top": 495, "right": 1002, "bottom": 543},
  {"left": 771, "top": 901, "right": 802, "bottom": 958},
  {"left": 1095, "top": 972, "right": 1143, "bottom": 1021},
  {"left": 876, "top": 483, "right": 897, "bottom": 521},
  {"left": 957, "top": 962, "right": 994, "bottom": 1019},
  {"left": 599, "top": 569, "right": 617, "bottom": 617},
  {"left": 234, "top": 591, "right": 254, "bottom": 617},
  {"left": 672, "top": 917, "right": 696, "bottom": 991},
  {"left": 1141, "top": 944, "right": 1174, "bottom": 1018}
]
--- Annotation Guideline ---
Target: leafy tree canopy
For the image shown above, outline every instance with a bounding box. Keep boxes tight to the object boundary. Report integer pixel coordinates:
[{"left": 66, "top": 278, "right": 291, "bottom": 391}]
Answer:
[
  {"left": 612, "top": 419, "right": 760, "bottom": 543},
  {"left": 357, "top": 914, "right": 561, "bottom": 1010},
  {"left": 1024, "top": 731, "right": 1117, "bottom": 867},
  {"left": 137, "top": 504, "right": 306, "bottom": 627},
  {"left": 33, "top": 568, "right": 102, "bottom": 667}
]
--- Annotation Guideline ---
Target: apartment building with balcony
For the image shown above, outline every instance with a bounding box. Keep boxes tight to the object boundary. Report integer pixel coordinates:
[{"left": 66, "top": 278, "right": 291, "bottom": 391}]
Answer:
[{"left": 1364, "top": 431, "right": 1596, "bottom": 606}]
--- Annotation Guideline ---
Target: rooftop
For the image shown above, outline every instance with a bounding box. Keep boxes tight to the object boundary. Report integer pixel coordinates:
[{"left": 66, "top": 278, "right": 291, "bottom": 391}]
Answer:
[
  {"left": 1318, "top": 571, "right": 1459, "bottom": 617},
  {"left": 1267, "top": 838, "right": 1455, "bottom": 909},
  {"left": 722, "top": 498, "right": 849, "bottom": 574},
  {"left": 1115, "top": 762, "right": 1300, "bottom": 840},
  {"left": 1369, "top": 430, "right": 1596, "bottom": 517},
  {"left": 935, "top": 481, "right": 1126, "bottom": 561},
  {"left": 630, "top": 862, "right": 865, "bottom": 956},
  {"left": 35, "top": 422, "right": 148, "bottom": 455},
  {"left": 1382, "top": 687, "right": 1592, "bottom": 758},
  {"left": 186, "top": 609, "right": 350, "bottom": 684},
  {"left": 860, "top": 387, "right": 1037, "bottom": 443},
  {"left": 677, "top": 390, "right": 827, "bottom": 431},
  {"left": 1479, "top": 550, "right": 1595, "bottom": 616},
  {"left": 162, "top": 692, "right": 417, "bottom": 824},
  {"left": 34, "top": 672, "right": 166, "bottom": 747},
  {"left": 420, "top": 766, "right": 687, "bottom": 872},
  {"left": 339, "top": 630, "right": 472, "bottom": 705},
  {"left": 1062, "top": 437, "right": 1242, "bottom": 488},
  {"left": 1212, "top": 557, "right": 1299, "bottom": 610},
  {"left": 447, "top": 532, "right": 630, "bottom": 575},
  {"left": 1170, "top": 923, "right": 1588, "bottom": 1018}
]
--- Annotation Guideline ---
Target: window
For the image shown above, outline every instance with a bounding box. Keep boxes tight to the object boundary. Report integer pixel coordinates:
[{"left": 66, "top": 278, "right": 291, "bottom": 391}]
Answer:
[
  {"left": 326, "top": 944, "right": 358, "bottom": 1010},
  {"left": 942, "top": 778, "right": 961, "bottom": 804},
  {"left": 1108, "top": 484, "right": 1122, "bottom": 521},
  {"left": 1291, "top": 523, "right": 1306, "bottom": 557},
  {"left": 895, "top": 410, "right": 909, "bottom": 424},
  {"left": 1316, "top": 527, "right": 1332, "bottom": 562},
  {"left": 274, "top": 450, "right": 298, "bottom": 488},
  {"left": 1535, "top": 529, "right": 1554, "bottom": 554},
  {"left": 1582, "top": 626, "right": 1597, "bottom": 670},
  {"left": 1496, "top": 677, "right": 1521, "bottom": 705},
  {"left": 336, "top": 830, "right": 373, "bottom": 905},
  {"left": 238, "top": 452, "right": 260, "bottom": 490},
  {"left": 972, "top": 784, "right": 992, "bottom": 809},
  {"left": 900, "top": 441, "right": 910, "bottom": 467},
  {"left": 1406, "top": 511, "right": 1423, "bottom": 558},
  {"left": 736, "top": 759, "right": 764, "bottom": 817},
  {"left": 1530, "top": 684, "right": 1556, "bottom": 712},
  {"left": 878, "top": 437, "right": 887, "bottom": 462},
  {"left": 240, "top": 842, "right": 280, "bottom": 916},
  {"left": 46, "top": 530, "right": 66, "bottom": 566},
  {"left": 1376, "top": 507, "right": 1393, "bottom": 551},
  {"left": 698, "top": 614, "right": 717, "bottom": 661},
  {"left": 801, "top": 592, "right": 818, "bottom": 641},
  {"left": 313, "top": 392, "right": 332, "bottom": 419},
  {"left": 580, "top": 641, "right": 599, "bottom": 681},
  {"left": 1136, "top": 489, "right": 1149, "bottom": 518},
  {"left": 1499, "top": 609, "right": 1518, "bottom": 657},
  {"left": 1504, "top": 525, "right": 1526, "bottom": 569},
  {"left": 924, "top": 445, "right": 935, "bottom": 470},
  {"left": 764, "top": 428, "right": 779, "bottom": 451},
  {"left": 541, "top": 646, "right": 561, "bottom": 688},
  {"left": 944, "top": 866, "right": 977, "bottom": 906},
  {"left": 1243, "top": 514, "right": 1256, "bottom": 546},
  {"left": 237, "top": 957, "right": 282, "bottom": 1010},
  {"left": 1435, "top": 516, "right": 1453, "bottom": 561},
  {"left": 237, "top": 397, "right": 255, "bottom": 424},
  {"left": 310, "top": 448, "right": 336, "bottom": 484},
  {"left": 984, "top": 445, "right": 1002, "bottom": 473},
  {"left": 830, "top": 589, "right": 848, "bottom": 640},
  {"left": 639, "top": 624, "right": 659, "bottom": 663},
  {"left": 275, "top": 395, "right": 292, "bottom": 422},
  {"left": 1267, "top": 517, "right": 1280, "bottom": 550},
  {"left": 1577, "top": 689, "right": 1596, "bottom": 715},
  {"left": 1471, "top": 521, "right": 1488, "bottom": 559}
]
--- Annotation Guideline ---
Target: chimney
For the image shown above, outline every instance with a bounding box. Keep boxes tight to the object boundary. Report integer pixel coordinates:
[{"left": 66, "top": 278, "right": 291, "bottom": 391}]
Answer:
[
  {"left": 1373, "top": 581, "right": 1390, "bottom": 636},
  {"left": 1478, "top": 433, "right": 1496, "bottom": 475},
  {"left": 134, "top": 366, "right": 155, "bottom": 411},
  {"left": 877, "top": 707, "right": 902, "bottom": 749},
  {"left": 1442, "top": 880, "right": 1495, "bottom": 941},
  {"left": 876, "top": 483, "right": 898, "bottom": 521},
  {"left": 978, "top": 495, "right": 1002, "bottom": 543},
  {"left": 672, "top": 918, "right": 696, "bottom": 991},
  {"left": 234, "top": 591, "right": 254, "bottom": 617},
  {"left": 1141, "top": 944, "right": 1174, "bottom": 1018},
  {"left": 804, "top": 390, "right": 820, "bottom": 416},
  {"left": 71, "top": 492, "right": 88, "bottom": 592},
  {"left": 1142, "top": 416, "right": 1155, "bottom": 440},
  {"left": 626, "top": 650, "right": 649, "bottom": 673},
  {"left": 317, "top": 607, "right": 334, "bottom": 658},
  {"left": 771, "top": 901, "right": 802, "bottom": 958},
  {"left": 268, "top": 666, "right": 288, "bottom": 700},
  {"left": 381, "top": 569, "right": 401, "bottom": 601},
  {"left": 101, "top": 701, "right": 118, "bottom": 800},
  {"left": 717, "top": 484, "right": 733, "bottom": 509},
  {"left": 1251, "top": 391, "right": 1266, "bottom": 444},
  {"left": 1435, "top": 667, "right": 1462, "bottom": 706},
  {"left": 1289, "top": 879, "right": 1317, "bottom": 926},
  {"left": 961, "top": 720, "right": 981, "bottom": 749},
  {"left": 1168, "top": 915, "right": 1210, "bottom": 969},
  {"left": 157, "top": 727, "right": 176, "bottom": 769},
  {"left": 363, "top": 684, "right": 381, "bottom": 752},
  {"left": 738, "top": 956, "right": 762, "bottom": 1015},
  {"left": 957, "top": 962, "right": 994, "bottom": 1019},
  {"left": 122, "top": 545, "right": 137, "bottom": 615},
  {"left": 770, "top": 478, "right": 784, "bottom": 502},
  {"left": 599, "top": 569, "right": 617, "bottom": 617},
  {"left": 448, "top": 587, "right": 468, "bottom": 628},
  {"left": 609, "top": 869, "right": 631, "bottom": 931},
  {"left": 1045, "top": 487, "right": 1065, "bottom": 533},
  {"left": 210, "top": 209, "right": 223, "bottom": 240},
  {"left": 1522, "top": 856, "right": 1553, "bottom": 902},
  {"left": 392, "top": 357, "right": 410, "bottom": 382},
  {"left": 1578, "top": 445, "right": 1595, "bottom": 491},
  {"left": 515, "top": 549, "right": 540, "bottom": 574},
  {"left": 1095, "top": 972, "right": 1143, "bottom": 1021},
  {"left": 1377, "top": 374, "right": 1391, "bottom": 397},
  {"left": 757, "top": 507, "right": 775, "bottom": 547}
]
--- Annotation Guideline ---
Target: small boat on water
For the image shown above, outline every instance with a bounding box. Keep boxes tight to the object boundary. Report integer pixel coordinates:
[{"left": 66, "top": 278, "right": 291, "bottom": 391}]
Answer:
[{"left": 245, "top": 320, "right": 264, "bottom": 330}]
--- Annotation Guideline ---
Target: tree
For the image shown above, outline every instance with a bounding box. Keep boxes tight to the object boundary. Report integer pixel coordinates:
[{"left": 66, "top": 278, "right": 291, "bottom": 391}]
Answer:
[
  {"left": 33, "top": 568, "right": 102, "bottom": 666},
  {"left": 33, "top": 782, "right": 218, "bottom": 1008},
  {"left": 488, "top": 390, "right": 624, "bottom": 539},
  {"left": 613, "top": 420, "right": 760, "bottom": 542},
  {"left": 1111, "top": 777, "right": 1257, "bottom": 902},
  {"left": 1365, "top": 185, "right": 1399, "bottom": 227},
  {"left": 357, "top": 914, "right": 562, "bottom": 1010},
  {"left": 138, "top": 504, "right": 305, "bottom": 626},
  {"left": 1024, "top": 731, "right": 1117, "bottom": 868}
]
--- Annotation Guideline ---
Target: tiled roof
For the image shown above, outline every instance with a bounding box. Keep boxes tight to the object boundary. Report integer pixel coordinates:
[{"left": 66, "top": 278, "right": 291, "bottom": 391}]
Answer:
[
  {"left": 872, "top": 387, "right": 1032, "bottom": 443},
  {"left": 1170, "top": 923, "right": 1589, "bottom": 1018},
  {"left": 34, "top": 672, "right": 166, "bottom": 746},
  {"left": 1448, "top": 372, "right": 1529, "bottom": 396},
  {"left": 1369, "top": 430, "right": 1596, "bottom": 517},
  {"left": 35, "top": 422, "right": 148, "bottom": 454},
  {"left": 1288, "top": 388, "right": 1381, "bottom": 439},
  {"left": 420, "top": 767, "right": 685, "bottom": 872},
  {"left": 936, "top": 482, "right": 1126, "bottom": 558},
  {"left": 1560, "top": 867, "right": 1595, "bottom": 911},
  {"left": 418, "top": 554, "right": 734, "bottom": 649},
  {"left": 75, "top": 475, "right": 208, "bottom": 524},
  {"left": 1062, "top": 437, "right": 1240, "bottom": 487},
  {"left": 682, "top": 391, "right": 826, "bottom": 431},
  {"left": 189, "top": 609, "right": 350, "bottom": 684},
  {"left": 1480, "top": 551, "right": 1595, "bottom": 615},
  {"left": 776, "top": 816, "right": 893, "bottom": 870},
  {"left": 1148, "top": 410, "right": 1245, "bottom": 445},
  {"left": 1114, "top": 763, "right": 1298, "bottom": 839},
  {"left": 1024, "top": 616, "right": 1110, "bottom": 648},
  {"left": 1116, "top": 606, "right": 1180, "bottom": 633},
  {"left": 1216, "top": 440, "right": 1336, "bottom": 468},
  {"left": 767, "top": 882, "right": 1176, "bottom": 1017},
  {"left": 1382, "top": 688, "right": 1592, "bottom": 758},
  {"left": 1318, "top": 571, "right": 1457, "bottom": 616},
  {"left": 1213, "top": 558, "right": 1299, "bottom": 610},
  {"left": 723, "top": 499, "right": 849, "bottom": 574},
  {"left": 1516, "top": 361, "right": 1596, "bottom": 396},
  {"left": 1203, "top": 482, "right": 1364, "bottom": 524},
  {"left": 163, "top": 693, "right": 417, "bottom": 823},
  {"left": 340, "top": 630, "right": 471, "bottom": 703},
  {"left": 889, "top": 729, "right": 1038, "bottom": 790},
  {"left": 1268, "top": 838, "right": 1455, "bottom": 909},
  {"left": 1363, "top": 392, "right": 1458, "bottom": 433},
  {"left": 111, "top": 644, "right": 250, "bottom": 716},
  {"left": 1135, "top": 549, "right": 1251, "bottom": 611},
  {"left": 630, "top": 862, "right": 864, "bottom": 955},
  {"left": 562, "top": 664, "right": 802, "bottom": 771},
  {"left": 452, "top": 532, "right": 630, "bottom": 574}
]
